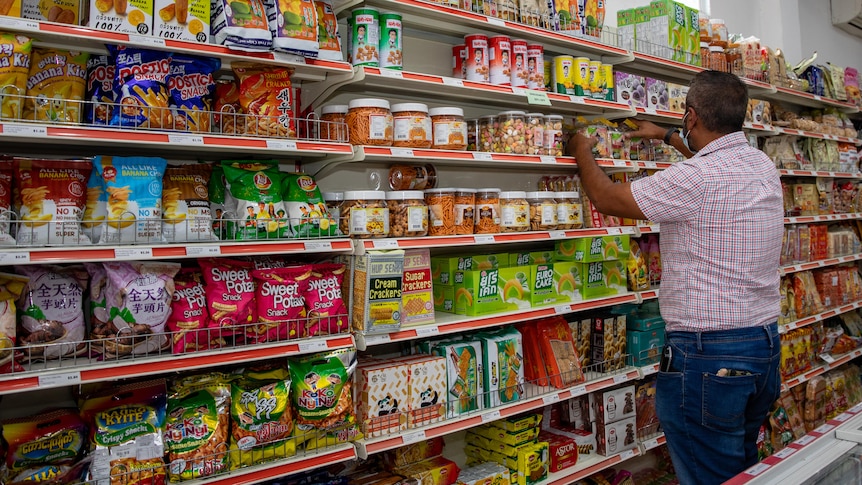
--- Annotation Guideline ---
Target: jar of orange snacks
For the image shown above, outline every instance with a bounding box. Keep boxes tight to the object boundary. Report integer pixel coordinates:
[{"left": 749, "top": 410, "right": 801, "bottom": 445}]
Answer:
[
  {"left": 474, "top": 188, "right": 501, "bottom": 234},
  {"left": 347, "top": 98, "right": 393, "bottom": 146},
  {"left": 429, "top": 107, "right": 468, "bottom": 150},
  {"left": 454, "top": 188, "right": 476, "bottom": 235},
  {"left": 392, "top": 103, "right": 432, "bottom": 148},
  {"left": 424, "top": 188, "right": 456, "bottom": 236},
  {"left": 320, "top": 105, "right": 348, "bottom": 141}
]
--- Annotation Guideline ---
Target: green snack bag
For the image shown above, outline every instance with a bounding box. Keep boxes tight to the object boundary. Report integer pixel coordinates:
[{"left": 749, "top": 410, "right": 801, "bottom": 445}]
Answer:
[
  {"left": 209, "top": 164, "right": 228, "bottom": 240},
  {"left": 222, "top": 161, "right": 290, "bottom": 240},
  {"left": 282, "top": 173, "right": 339, "bottom": 238},
  {"left": 289, "top": 349, "right": 359, "bottom": 445}
]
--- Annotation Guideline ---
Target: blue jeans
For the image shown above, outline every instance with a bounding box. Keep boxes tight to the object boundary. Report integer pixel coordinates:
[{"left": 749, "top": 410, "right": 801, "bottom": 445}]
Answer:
[{"left": 655, "top": 323, "right": 781, "bottom": 485}]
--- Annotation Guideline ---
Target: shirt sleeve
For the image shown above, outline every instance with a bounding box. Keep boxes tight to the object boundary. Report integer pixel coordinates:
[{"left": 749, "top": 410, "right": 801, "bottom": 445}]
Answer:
[{"left": 630, "top": 160, "right": 705, "bottom": 223}]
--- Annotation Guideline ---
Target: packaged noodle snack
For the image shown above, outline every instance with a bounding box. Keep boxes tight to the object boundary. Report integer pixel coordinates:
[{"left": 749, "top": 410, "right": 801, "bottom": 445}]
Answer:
[
  {"left": 282, "top": 172, "right": 338, "bottom": 238},
  {"left": 84, "top": 54, "right": 115, "bottom": 125},
  {"left": 222, "top": 161, "right": 289, "bottom": 240},
  {"left": 198, "top": 258, "right": 256, "bottom": 335},
  {"left": 82, "top": 169, "right": 107, "bottom": 244},
  {"left": 83, "top": 263, "right": 109, "bottom": 355},
  {"left": 1, "top": 409, "right": 88, "bottom": 483},
  {"left": 94, "top": 155, "right": 168, "bottom": 244},
  {"left": 315, "top": 0, "right": 342, "bottom": 61},
  {"left": 265, "top": 0, "right": 318, "bottom": 57},
  {"left": 211, "top": 0, "right": 272, "bottom": 51},
  {"left": 23, "top": 49, "right": 89, "bottom": 123},
  {"left": 13, "top": 158, "right": 92, "bottom": 246},
  {"left": 167, "top": 268, "right": 222, "bottom": 354},
  {"left": 0, "top": 273, "right": 29, "bottom": 375},
  {"left": 0, "top": 159, "right": 16, "bottom": 246},
  {"left": 109, "top": 46, "right": 173, "bottom": 129},
  {"left": 232, "top": 63, "right": 296, "bottom": 138},
  {"left": 251, "top": 265, "right": 310, "bottom": 342},
  {"left": 168, "top": 54, "right": 220, "bottom": 133},
  {"left": 212, "top": 79, "right": 240, "bottom": 134},
  {"left": 0, "top": 33, "right": 32, "bottom": 119},
  {"left": 162, "top": 165, "right": 218, "bottom": 242}
]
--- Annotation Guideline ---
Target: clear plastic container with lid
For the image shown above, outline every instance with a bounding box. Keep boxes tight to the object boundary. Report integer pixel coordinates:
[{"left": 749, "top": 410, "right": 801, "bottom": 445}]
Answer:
[
  {"left": 454, "top": 188, "right": 476, "bottom": 235},
  {"left": 429, "top": 107, "right": 468, "bottom": 150},
  {"left": 544, "top": 114, "right": 564, "bottom": 156},
  {"left": 475, "top": 188, "right": 501, "bottom": 234},
  {"left": 525, "top": 113, "right": 545, "bottom": 155},
  {"left": 555, "top": 191, "right": 582, "bottom": 229},
  {"left": 495, "top": 111, "right": 526, "bottom": 154},
  {"left": 526, "top": 191, "right": 557, "bottom": 230},
  {"left": 389, "top": 164, "right": 437, "bottom": 190},
  {"left": 466, "top": 119, "right": 478, "bottom": 151},
  {"left": 391, "top": 103, "right": 432, "bottom": 148},
  {"left": 322, "top": 191, "right": 344, "bottom": 231},
  {"left": 424, "top": 188, "right": 456, "bottom": 236},
  {"left": 478, "top": 115, "right": 496, "bottom": 152},
  {"left": 340, "top": 190, "right": 389, "bottom": 238},
  {"left": 320, "top": 105, "right": 348, "bottom": 142},
  {"left": 386, "top": 190, "right": 428, "bottom": 237},
  {"left": 499, "top": 190, "right": 529, "bottom": 232},
  {"left": 346, "top": 98, "right": 393, "bottom": 146}
]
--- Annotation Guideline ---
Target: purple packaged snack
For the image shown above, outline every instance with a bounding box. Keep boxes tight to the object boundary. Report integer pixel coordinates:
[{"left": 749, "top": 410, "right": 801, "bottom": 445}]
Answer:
[
  {"left": 168, "top": 54, "right": 220, "bottom": 133},
  {"left": 84, "top": 55, "right": 114, "bottom": 125},
  {"left": 109, "top": 45, "right": 173, "bottom": 129},
  {"left": 646, "top": 77, "right": 668, "bottom": 111},
  {"left": 615, "top": 72, "right": 645, "bottom": 108}
]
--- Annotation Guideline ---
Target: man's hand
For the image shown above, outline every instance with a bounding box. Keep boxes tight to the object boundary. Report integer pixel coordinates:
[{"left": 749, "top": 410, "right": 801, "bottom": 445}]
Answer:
[
  {"left": 623, "top": 119, "right": 666, "bottom": 141},
  {"left": 567, "top": 132, "right": 598, "bottom": 157}
]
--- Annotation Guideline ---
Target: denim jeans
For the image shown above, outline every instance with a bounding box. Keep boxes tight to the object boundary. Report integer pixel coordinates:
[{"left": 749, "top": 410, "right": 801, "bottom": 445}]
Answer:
[{"left": 655, "top": 323, "right": 781, "bottom": 485}]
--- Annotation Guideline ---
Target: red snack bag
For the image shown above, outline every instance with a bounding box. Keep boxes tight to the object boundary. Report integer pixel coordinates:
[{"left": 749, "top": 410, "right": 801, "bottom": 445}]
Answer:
[
  {"left": 305, "top": 263, "right": 348, "bottom": 336},
  {"left": 167, "top": 268, "right": 223, "bottom": 353},
  {"left": 251, "top": 265, "right": 311, "bottom": 342},
  {"left": 199, "top": 258, "right": 256, "bottom": 335}
]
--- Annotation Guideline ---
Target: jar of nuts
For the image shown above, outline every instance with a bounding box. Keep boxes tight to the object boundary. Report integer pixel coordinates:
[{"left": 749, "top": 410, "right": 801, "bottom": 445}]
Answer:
[
  {"left": 526, "top": 191, "right": 558, "bottom": 230},
  {"left": 494, "top": 111, "right": 527, "bottom": 154},
  {"left": 347, "top": 98, "right": 393, "bottom": 146},
  {"left": 454, "top": 188, "right": 476, "bottom": 235},
  {"left": 525, "top": 113, "right": 545, "bottom": 155},
  {"left": 544, "top": 114, "right": 564, "bottom": 156},
  {"left": 322, "top": 191, "right": 344, "bottom": 230},
  {"left": 555, "top": 191, "right": 583, "bottom": 229},
  {"left": 392, "top": 103, "right": 432, "bottom": 148},
  {"left": 340, "top": 190, "right": 389, "bottom": 238},
  {"left": 466, "top": 119, "right": 478, "bottom": 151},
  {"left": 386, "top": 190, "right": 428, "bottom": 237},
  {"left": 424, "top": 188, "right": 456, "bottom": 236},
  {"left": 478, "top": 115, "right": 496, "bottom": 152},
  {"left": 320, "top": 105, "right": 348, "bottom": 142},
  {"left": 429, "top": 107, "right": 468, "bottom": 150},
  {"left": 475, "top": 188, "right": 501, "bottom": 234},
  {"left": 499, "top": 191, "right": 529, "bottom": 232}
]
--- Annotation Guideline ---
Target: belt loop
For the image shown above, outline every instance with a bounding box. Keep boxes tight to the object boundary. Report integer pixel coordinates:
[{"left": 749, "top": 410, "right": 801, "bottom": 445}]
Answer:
[
  {"left": 696, "top": 331, "right": 703, "bottom": 352},
  {"left": 765, "top": 323, "right": 775, "bottom": 350}
]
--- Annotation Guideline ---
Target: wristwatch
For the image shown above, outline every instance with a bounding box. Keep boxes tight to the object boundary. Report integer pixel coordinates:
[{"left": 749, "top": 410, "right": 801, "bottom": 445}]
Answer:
[{"left": 663, "top": 127, "right": 678, "bottom": 144}]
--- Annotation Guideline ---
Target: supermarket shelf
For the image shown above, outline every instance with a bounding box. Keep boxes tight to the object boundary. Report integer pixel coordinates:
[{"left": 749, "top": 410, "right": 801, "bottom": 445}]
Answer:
[
  {"left": 0, "top": 334, "right": 355, "bottom": 395},
  {"left": 544, "top": 448, "right": 640, "bottom": 485},
  {"left": 353, "top": 368, "right": 642, "bottom": 458},
  {"left": 742, "top": 78, "right": 780, "bottom": 97},
  {"left": 744, "top": 122, "right": 778, "bottom": 135},
  {"left": 357, "top": 292, "right": 642, "bottom": 350},
  {"left": 0, "top": 239, "right": 354, "bottom": 265},
  {"left": 781, "top": 347, "right": 862, "bottom": 393},
  {"left": 627, "top": 52, "right": 704, "bottom": 83},
  {"left": 0, "top": 122, "right": 354, "bottom": 158},
  {"left": 0, "top": 16, "right": 352, "bottom": 82},
  {"left": 762, "top": 86, "right": 861, "bottom": 114},
  {"left": 779, "top": 170, "right": 862, "bottom": 180},
  {"left": 634, "top": 107, "right": 684, "bottom": 124},
  {"left": 779, "top": 253, "right": 862, "bottom": 276},
  {"left": 780, "top": 299, "right": 862, "bottom": 334},
  {"left": 772, "top": 126, "right": 862, "bottom": 145}
]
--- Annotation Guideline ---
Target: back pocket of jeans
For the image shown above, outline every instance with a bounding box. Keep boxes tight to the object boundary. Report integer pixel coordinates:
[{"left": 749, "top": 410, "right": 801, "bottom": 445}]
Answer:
[{"left": 702, "top": 373, "right": 756, "bottom": 432}]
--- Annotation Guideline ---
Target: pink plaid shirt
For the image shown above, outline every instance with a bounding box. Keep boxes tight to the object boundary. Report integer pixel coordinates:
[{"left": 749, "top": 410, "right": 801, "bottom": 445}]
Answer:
[{"left": 631, "top": 131, "right": 783, "bottom": 332}]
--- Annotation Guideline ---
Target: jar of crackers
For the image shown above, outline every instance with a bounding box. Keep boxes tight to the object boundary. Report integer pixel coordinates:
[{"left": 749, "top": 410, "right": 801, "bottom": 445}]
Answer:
[
  {"left": 555, "top": 191, "right": 583, "bottom": 229},
  {"left": 429, "top": 107, "right": 468, "bottom": 150},
  {"left": 347, "top": 98, "right": 393, "bottom": 146},
  {"left": 494, "top": 111, "right": 527, "bottom": 154},
  {"left": 526, "top": 191, "right": 557, "bottom": 230},
  {"left": 391, "top": 103, "right": 432, "bottom": 148},
  {"left": 475, "top": 188, "right": 501, "bottom": 234},
  {"left": 320, "top": 105, "right": 348, "bottom": 142},
  {"left": 340, "top": 190, "right": 389, "bottom": 238},
  {"left": 386, "top": 191, "right": 428, "bottom": 237},
  {"left": 499, "top": 191, "right": 529, "bottom": 232},
  {"left": 454, "top": 188, "right": 476, "bottom": 235},
  {"left": 424, "top": 187, "right": 456, "bottom": 236},
  {"left": 322, "top": 191, "right": 344, "bottom": 229}
]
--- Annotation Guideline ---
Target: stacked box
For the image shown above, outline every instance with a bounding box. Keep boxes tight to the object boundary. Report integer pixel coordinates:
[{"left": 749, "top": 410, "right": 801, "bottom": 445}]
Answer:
[
  {"left": 552, "top": 261, "right": 584, "bottom": 303},
  {"left": 628, "top": 326, "right": 665, "bottom": 366},
  {"left": 649, "top": 0, "right": 687, "bottom": 63},
  {"left": 401, "top": 355, "right": 447, "bottom": 428},
  {"left": 356, "top": 361, "right": 409, "bottom": 437},
  {"left": 480, "top": 328, "right": 525, "bottom": 408},
  {"left": 462, "top": 266, "right": 532, "bottom": 316},
  {"left": 402, "top": 249, "right": 434, "bottom": 325},
  {"left": 595, "top": 416, "right": 637, "bottom": 456},
  {"left": 582, "top": 260, "right": 628, "bottom": 299},
  {"left": 510, "top": 250, "right": 554, "bottom": 267},
  {"left": 685, "top": 5, "right": 700, "bottom": 65},
  {"left": 432, "top": 284, "right": 455, "bottom": 313},
  {"left": 617, "top": 9, "right": 635, "bottom": 51},
  {"left": 431, "top": 254, "right": 508, "bottom": 285},
  {"left": 633, "top": 6, "right": 651, "bottom": 53},
  {"left": 466, "top": 416, "right": 546, "bottom": 484},
  {"left": 539, "top": 430, "right": 579, "bottom": 473},
  {"left": 433, "top": 339, "right": 484, "bottom": 417},
  {"left": 531, "top": 263, "right": 571, "bottom": 307},
  {"left": 591, "top": 313, "right": 627, "bottom": 372},
  {"left": 555, "top": 235, "right": 631, "bottom": 262}
]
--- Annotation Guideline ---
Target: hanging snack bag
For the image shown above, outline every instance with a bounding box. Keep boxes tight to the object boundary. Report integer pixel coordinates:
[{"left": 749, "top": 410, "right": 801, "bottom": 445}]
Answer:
[
  {"left": 167, "top": 268, "right": 222, "bottom": 354},
  {"left": 212, "top": 79, "right": 241, "bottom": 134},
  {"left": 13, "top": 158, "right": 92, "bottom": 246},
  {"left": 162, "top": 165, "right": 218, "bottom": 242},
  {"left": 265, "top": 0, "right": 318, "bottom": 57},
  {"left": 232, "top": 63, "right": 296, "bottom": 138},
  {"left": 23, "top": 49, "right": 89, "bottom": 123},
  {"left": 168, "top": 54, "right": 220, "bottom": 133},
  {"left": 537, "top": 317, "right": 585, "bottom": 389},
  {"left": 282, "top": 172, "right": 338, "bottom": 238},
  {"left": 2, "top": 409, "right": 88, "bottom": 481},
  {"left": 251, "top": 265, "right": 311, "bottom": 342},
  {"left": 84, "top": 54, "right": 115, "bottom": 125},
  {"left": 94, "top": 155, "right": 167, "bottom": 244},
  {"left": 222, "top": 161, "right": 290, "bottom": 240},
  {"left": 95, "top": 261, "right": 180, "bottom": 357},
  {"left": 289, "top": 349, "right": 359, "bottom": 445},
  {"left": 199, "top": 258, "right": 256, "bottom": 335},
  {"left": 82, "top": 169, "right": 107, "bottom": 244},
  {"left": 229, "top": 367, "right": 296, "bottom": 468},
  {"left": 315, "top": 0, "right": 342, "bottom": 61},
  {"left": 0, "top": 34, "right": 32, "bottom": 119},
  {"left": 305, "top": 263, "right": 348, "bottom": 336},
  {"left": 110, "top": 45, "right": 173, "bottom": 129},
  {"left": 165, "top": 373, "right": 231, "bottom": 481},
  {"left": 0, "top": 159, "right": 15, "bottom": 246},
  {"left": 83, "top": 263, "right": 109, "bottom": 355},
  {"left": 626, "top": 239, "right": 649, "bottom": 291},
  {"left": 15, "top": 265, "right": 88, "bottom": 361},
  {"left": 0, "top": 273, "right": 29, "bottom": 374},
  {"left": 81, "top": 379, "right": 168, "bottom": 485},
  {"left": 211, "top": 0, "right": 272, "bottom": 51},
  {"left": 209, "top": 163, "right": 229, "bottom": 240}
]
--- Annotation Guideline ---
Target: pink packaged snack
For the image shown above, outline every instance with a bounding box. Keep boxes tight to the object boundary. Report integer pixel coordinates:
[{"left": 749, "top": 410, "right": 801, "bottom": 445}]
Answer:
[
  {"left": 251, "top": 265, "right": 311, "bottom": 342},
  {"left": 167, "top": 267, "right": 223, "bottom": 354},
  {"left": 199, "top": 258, "right": 256, "bottom": 336},
  {"left": 305, "top": 263, "right": 348, "bottom": 336}
]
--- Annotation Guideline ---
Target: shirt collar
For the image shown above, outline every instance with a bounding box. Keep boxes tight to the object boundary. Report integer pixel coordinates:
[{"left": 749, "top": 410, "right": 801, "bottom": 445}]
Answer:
[{"left": 692, "top": 131, "right": 748, "bottom": 158}]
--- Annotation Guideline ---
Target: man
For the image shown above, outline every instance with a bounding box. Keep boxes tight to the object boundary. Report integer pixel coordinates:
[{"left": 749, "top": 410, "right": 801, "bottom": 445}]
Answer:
[{"left": 568, "top": 70, "right": 783, "bottom": 485}]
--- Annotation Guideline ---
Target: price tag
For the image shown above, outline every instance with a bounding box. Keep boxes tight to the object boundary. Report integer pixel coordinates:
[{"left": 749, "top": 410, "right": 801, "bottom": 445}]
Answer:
[
  {"left": 813, "top": 95, "right": 822, "bottom": 101},
  {"left": 373, "top": 239, "right": 399, "bottom": 249},
  {"left": 401, "top": 430, "right": 426, "bottom": 445},
  {"left": 572, "top": 385, "right": 587, "bottom": 396},
  {"left": 364, "top": 334, "right": 391, "bottom": 346},
  {"left": 643, "top": 108, "right": 657, "bottom": 115},
  {"left": 472, "top": 152, "right": 494, "bottom": 161},
  {"left": 38, "top": 371, "right": 82, "bottom": 388},
  {"left": 612, "top": 160, "right": 628, "bottom": 167},
  {"left": 486, "top": 17, "right": 506, "bottom": 27},
  {"left": 606, "top": 227, "right": 623, "bottom": 235},
  {"left": 850, "top": 403, "right": 862, "bottom": 414},
  {"left": 114, "top": 247, "right": 153, "bottom": 260},
  {"left": 266, "top": 139, "right": 298, "bottom": 150},
  {"left": 819, "top": 353, "right": 836, "bottom": 364},
  {"left": 540, "top": 156, "right": 557, "bottom": 164},
  {"left": 3, "top": 124, "right": 47, "bottom": 137},
  {"left": 415, "top": 326, "right": 440, "bottom": 337},
  {"left": 641, "top": 364, "right": 658, "bottom": 376},
  {"left": 554, "top": 305, "right": 571, "bottom": 315},
  {"left": 482, "top": 410, "right": 502, "bottom": 423},
  {"left": 619, "top": 449, "right": 636, "bottom": 460},
  {"left": 298, "top": 340, "right": 328, "bottom": 353},
  {"left": 304, "top": 241, "right": 332, "bottom": 251},
  {"left": 814, "top": 424, "right": 835, "bottom": 434},
  {"left": 390, "top": 148, "right": 415, "bottom": 157},
  {"left": 526, "top": 90, "right": 551, "bottom": 106},
  {"left": 549, "top": 230, "right": 567, "bottom": 240},
  {"left": 378, "top": 68, "right": 403, "bottom": 78},
  {"left": 568, "top": 95, "right": 585, "bottom": 104},
  {"left": 186, "top": 245, "right": 221, "bottom": 256},
  {"left": 474, "top": 235, "right": 495, "bottom": 244},
  {"left": 642, "top": 161, "right": 657, "bottom": 169},
  {"left": 168, "top": 134, "right": 204, "bottom": 145},
  {"left": 130, "top": 35, "right": 166, "bottom": 47},
  {"left": 272, "top": 51, "right": 305, "bottom": 63},
  {"left": 0, "top": 17, "right": 39, "bottom": 30},
  {"left": 794, "top": 435, "right": 816, "bottom": 446},
  {"left": 442, "top": 78, "right": 464, "bottom": 87},
  {"left": 834, "top": 412, "right": 852, "bottom": 423},
  {"left": 613, "top": 374, "right": 628, "bottom": 384},
  {"left": 0, "top": 252, "right": 30, "bottom": 264},
  {"left": 542, "top": 394, "right": 560, "bottom": 405},
  {"left": 744, "top": 463, "right": 771, "bottom": 476},
  {"left": 773, "top": 447, "right": 796, "bottom": 459},
  {"left": 642, "top": 437, "right": 660, "bottom": 450}
]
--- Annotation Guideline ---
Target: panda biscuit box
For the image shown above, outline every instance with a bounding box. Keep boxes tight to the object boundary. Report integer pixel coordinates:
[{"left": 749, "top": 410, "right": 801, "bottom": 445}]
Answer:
[
  {"left": 356, "top": 360, "right": 409, "bottom": 437},
  {"left": 401, "top": 354, "right": 447, "bottom": 428}
]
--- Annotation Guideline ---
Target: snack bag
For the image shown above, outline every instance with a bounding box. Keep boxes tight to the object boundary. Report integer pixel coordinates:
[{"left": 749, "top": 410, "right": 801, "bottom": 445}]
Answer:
[
  {"left": 84, "top": 54, "right": 115, "bottom": 125},
  {"left": 305, "top": 263, "right": 348, "bottom": 336},
  {"left": 212, "top": 79, "right": 241, "bottom": 134},
  {"left": 82, "top": 169, "right": 107, "bottom": 244},
  {"left": 199, "top": 258, "right": 256, "bottom": 335},
  {"left": 162, "top": 165, "right": 218, "bottom": 242},
  {"left": 15, "top": 265, "right": 88, "bottom": 361},
  {"left": 289, "top": 349, "right": 358, "bottom": 442},
  {"left": 265, "top": 0, "right": 318, "bottom": 57},
  {"left": 315, "top": 0, "right": 341, "bottom": 61},
  {"left": 0, "top": 33, "right": 32, "bottom": 119},
  {"left": 251, "top": 265, "right": 310, "bottom": 342},
  {"left": 165, "top": 373, "right": 230, "bottom": 481},
  {"left": 536, "top": 317, "right": 584, "bottom": 389},
  {"left": 13, "top": 158, "right": 92, "bottom": 246},
  {"left": 23, "top": 49, "right": 89, "bottom": 123},
  {"left": 211, "top": 0, "right": 272, "bottom": 51},
  {"left": 232, "top": 63, "right": 296, "bottom": 138},
  {"left": 110, "top": 45, "right": 173, "bottom": 129},
  {"left": 81, "top": 379, "right": 168, "bottom": 485},
  {"left": 0, "top": 159, "right": 16, "bottom": 246},
  {"left": 626, "top": 239, "right": 649, "bottom": 291},
  {"left": 94, "top": 155, "right": 167, "bottom": 244},
  {"left": 1, "top": 409, "right": 88, "bottom": 480},
  {"left": 282, "top": 172, "right": 338, "bottom": 237},
  {"left": 0, "top": 273, "right": 29, "bottom": 375},
  {"left": 228, "top": 367, "right": 296, "bottom": 468},
  {"left": 168, "top": 54, "right": 220, "bottom": 133},
  {"left": 83, "top": 263, "right": 109, "bottom": 355},
  {"left": 96, "top": 261, "right": 180, "bottom": 357},
  {"left": 222, "top": 161, "right": 289, "bottom": 240},
  {"left": 167, "top": 268, "right": 222, "bottom": 354}
]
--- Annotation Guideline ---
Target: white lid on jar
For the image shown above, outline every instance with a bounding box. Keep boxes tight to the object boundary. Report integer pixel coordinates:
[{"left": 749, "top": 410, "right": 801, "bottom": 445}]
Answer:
[
  {"left": 526, "top": 113, "right": 545, "bottom": 118},
  {"left": 545, "top": 114, "right": 564, "bottom": 120},
  {"left": 477, "top": 188, "right": 501, "bottom": 193},
  {"left": 556, "top": 191, "right": 580, "bottom": 199},
  {"left": 349, "top": 98, "right": 390, "bottom": 110},
  {"left": 351, "top": 6, "right": 380, "bottom": 13},
  {"left": 344, "top": 190, "right": 386, "bottom": 200},
  {"left": 429, "top": 107, "right": 464, "bottom": 117},
  {"left": 321, "top": 105, "right": 348, "bottom": 115},
  {"left": 498, "top": 110, "right": 526, "bottom": 117},
  {"left": 322, "top": 191, "right": 344, "bottom": 202},
  {"left": 454, "top": 188, "right": 477, "bottom": 193},
  {"left": 709, "top": 46, "right": 724, "bottom": 52},
  {"left": 489, "top": 35, "right": 511, "bottom": 42},
  {"left": 526, "top": 191, "right": 555, "bottom": 199},
  {"left": 500, "top": 191, "right": 527, "bottom": 199},
  {"left": 386, "top": 190, "right": 425, "bottom": 200},
  {"left": 391, "top": 103, "right": 429, "bottom": 113},
  {"left": 424, "top": 187, "right": 456, "bottom": 194},
  {"left": 480, "top": 114, "right": 497, "bottom": 121}
]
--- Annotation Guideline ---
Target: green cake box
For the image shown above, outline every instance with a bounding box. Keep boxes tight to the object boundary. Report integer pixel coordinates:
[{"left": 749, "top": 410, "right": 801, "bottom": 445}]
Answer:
[
  {"left": 531, "top": 263, "right": 572, "bottom": 307},
  {"left": 552, "top": 261, "right": 584, "bottom": 302},
  {"left": 553, "top": 260, "right": 628, "bottom": 300},
  {"left": 461, "top": 266, "right": 532, "bottom": 316},
  {"left": 509, "top": 250, "right": 554, "bottom": 267},
  {"left": 555, "top": 235, "right": 631, "bottom": 262},
  {"left": 431, "top": 253, "right": 509, "bottom": 285}
]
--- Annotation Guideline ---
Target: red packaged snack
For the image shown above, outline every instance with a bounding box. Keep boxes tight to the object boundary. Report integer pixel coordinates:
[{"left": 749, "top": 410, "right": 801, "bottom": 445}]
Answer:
[
  {"left": 539, "top": 430, "right": 578, "bottom": 473},
  {"left": 2, "top": 409, "right": 87, "bottom": 478},
  {"left": 305, "top": 263, "right": 348, "bottom": 336},
  {"left": 167, "top": 268, "right": 223, "bottom": 354},
  {"left": 251, "top": 265, "right": 311, "bottom": 342},
  {"left": 199, "top": 258, "right": 256, "bottom": 336},
  {"left": 536, "top": 316, "right": 584, "bottom": 389}
]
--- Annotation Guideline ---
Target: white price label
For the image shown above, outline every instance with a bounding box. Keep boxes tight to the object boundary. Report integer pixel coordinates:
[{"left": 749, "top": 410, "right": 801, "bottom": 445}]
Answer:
[
  {"left": 401, "top": 430, "right": 426, "bottom": 445},
  {"left": 814, "top": 424, "right": 835, "bottom": 434},
  {"left": 364, "top": 334, "right": 391, "bottom": 346},
  {"left": 486, "top": 17, "right": 506, "bottom": 26},
  {"left": 304, "top": 241, "right": 332, "bottom": 251},
  {"left": 472, "top": 152, "right": 494, "bottom": 161},
  {"left": 0, "top": 17, "right": 39, "bottom": 30},
  {"left": 774, "top": 447, "right": 796, "bottom": 459},
  {"left": 619, "top": 449, "right": 636, "bottom": 460},
  {"left": 613, "top": 374, "right": 628, "bottom": 384},
  {"left": 549, "top": 230, "right": 567, "bottom": 239},
  {"left": 168, "top": 134, "right": 203, "bottom": 145},
  {"left": 482, "top": 410, "right": 502, "bottom": 423},
  {"left": 415, "top": 326, "right": 440, "bottom": 337},
  {"left": 642, "top": 364, "right": 658, "bottom": 376},
  {"left": 642, "top": 162, "right": 657, "bottom": 169},
  {"left": 266, "top": 139, "right": 298, "bottom": 150},
  {"left": 298, "top": 340, "right": 328, "bottom": 353},
  {"left": 813, "top": 95, "right": 822, "bottom": 101},
  {"left": 542, "top": 394, "right": 561, "bottom": 405},
  {"left": 850, "top": 403, "right": 862, "bottom": 414},
  {"left": 569, "top": 95, "right": 585, "bottom": 104},
  {"left": 745, "top": 463, "right": 771, "bottom": 476},
  {"left": 642, "top": 437, "right": 660, "bottom": 450},
  {"left": 795, "top": 435, "right": 816, "bottom": 446},
  {"left": 540, "top": 156, "right": 557, "bottom": 164},
  {"left": 378, "top": 68, "right": 403, "bottom": 78},
  {"left": 512, "top": 88, "right": 527, "bottom": 97},
  {"left": 114, "top": 247, "right": 153, "bottom": 260},
  {"left": 643, "top": 108, "right": 657, "bottom": 115},
  {"left": 38, "top": 371, "right": 82, "bottom": 388},
  {"left": 819, "top": 353, "right": 836, "bottom": 364},
  {"left": 390, "top": 148, "right": 415, "bottom": 157},
  {"left": 3, "top": 124, "right": 47, "bottom": 137},
  {"left": 373, "top": 239, "right": 399, "bottom": 249},
  {"left": 572, "top": 385, "right": 587, "bottom": 396},
  {"left": 612, "top": 160, "right": 628, "bottom": 167},
  {"left": 554, "top": 305, "right": 571, "bottom": 315},
  {"left": 186, "top": 245, "right": 221, "bottom": 256},
  {"left": 834, "top": 413, "right": 852, "bottom": 423},
  {"left": 442, "top": 77, "right": 464, "bottom": 87},
  {"left": 0, "top": 252, "right": 30, "bottom": 264},
  {"left": 606, "top": 227, "right": 623, "bottom": 235},
  {"left": 130, "top": 35, "right": 166, "bottom": 47},
  {"left": 474, "top": 235, "right": 495, "bottom": 244}
]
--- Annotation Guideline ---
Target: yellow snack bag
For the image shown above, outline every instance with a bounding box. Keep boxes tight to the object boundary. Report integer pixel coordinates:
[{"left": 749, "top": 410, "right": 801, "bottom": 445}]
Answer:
[
  {"left": 24, "top": 49, "right": 89, "bottom": 123},
  {"left": 0, "top": 33, "right": 32, "bottom": 120}
]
